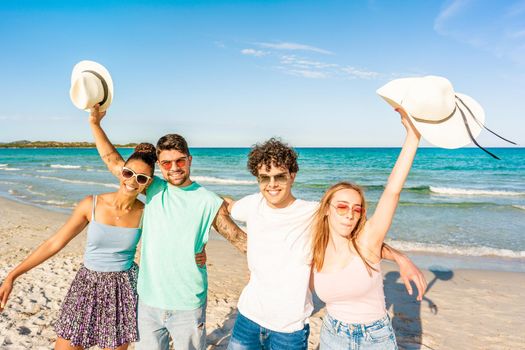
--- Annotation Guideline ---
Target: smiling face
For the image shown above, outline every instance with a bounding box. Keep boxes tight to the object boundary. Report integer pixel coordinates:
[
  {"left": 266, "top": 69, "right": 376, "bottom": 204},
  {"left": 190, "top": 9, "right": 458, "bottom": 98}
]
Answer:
[
  {"left": 120, "top": 159, "right": 153, "bottom": 194},
  {"left": 157, "top": 149, "right": 192, "bottom": 187},
  {"left": 257, "top": 163, "right": 296, "bottom": 209},
  {"left": 327, "top": 188, "right": 365, "bottom": 238}
]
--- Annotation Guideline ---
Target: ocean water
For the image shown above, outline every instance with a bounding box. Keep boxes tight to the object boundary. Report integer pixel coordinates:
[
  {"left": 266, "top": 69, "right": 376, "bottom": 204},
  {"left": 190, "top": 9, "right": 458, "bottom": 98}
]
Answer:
[{"left": 1, "top": 147, "right": 524, "bottom": 269}]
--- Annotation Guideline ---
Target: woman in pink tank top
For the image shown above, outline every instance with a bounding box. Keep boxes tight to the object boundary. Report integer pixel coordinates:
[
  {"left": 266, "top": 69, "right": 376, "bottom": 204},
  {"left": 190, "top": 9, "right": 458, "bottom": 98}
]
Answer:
[{"left": 311, "top": 110, "right": 422, "bottom": 349}]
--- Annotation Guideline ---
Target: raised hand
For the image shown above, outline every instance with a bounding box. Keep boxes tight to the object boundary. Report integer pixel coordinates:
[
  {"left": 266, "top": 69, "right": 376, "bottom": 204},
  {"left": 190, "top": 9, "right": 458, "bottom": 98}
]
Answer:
[
  {"left": 395, "top": 107, "right": 421, "bottom": 140},
  {"left": 89, "top": 104, "right": 107, "bottom": 125}
]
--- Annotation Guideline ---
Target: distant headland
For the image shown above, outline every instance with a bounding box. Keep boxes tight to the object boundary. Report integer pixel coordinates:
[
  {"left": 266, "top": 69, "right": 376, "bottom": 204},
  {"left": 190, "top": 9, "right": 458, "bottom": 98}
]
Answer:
[{"left": 0, "top": 140, "right": 138, "bottom": 148}]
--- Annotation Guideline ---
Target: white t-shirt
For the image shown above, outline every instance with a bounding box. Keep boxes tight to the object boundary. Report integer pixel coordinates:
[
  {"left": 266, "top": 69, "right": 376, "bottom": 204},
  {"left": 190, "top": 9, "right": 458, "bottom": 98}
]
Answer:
[{"left": 231, "top": 192, "right": 319, "bottom": 332}]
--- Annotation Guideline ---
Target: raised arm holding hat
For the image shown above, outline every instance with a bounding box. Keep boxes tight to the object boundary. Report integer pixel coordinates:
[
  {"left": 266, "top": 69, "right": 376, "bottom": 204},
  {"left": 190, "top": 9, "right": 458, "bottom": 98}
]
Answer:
[{"left": 377, "top": 75, "right": 516, "bottom": 159}]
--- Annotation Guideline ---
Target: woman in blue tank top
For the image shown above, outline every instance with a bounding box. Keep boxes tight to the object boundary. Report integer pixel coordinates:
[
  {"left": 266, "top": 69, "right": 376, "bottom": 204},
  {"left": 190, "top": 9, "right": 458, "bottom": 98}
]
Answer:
[{"left": 0, "top": 143, "right": 206, "bottom": 350}]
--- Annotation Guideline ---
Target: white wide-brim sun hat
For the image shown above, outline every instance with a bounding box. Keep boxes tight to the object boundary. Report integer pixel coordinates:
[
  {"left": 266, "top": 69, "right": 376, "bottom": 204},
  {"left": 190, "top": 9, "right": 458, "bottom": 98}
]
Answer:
[
  {"left": 70, "top": 60, "right": 113, "bottom": 112},
  {"left": 377, "top": 75, "right": 484, "bottom": 149}
]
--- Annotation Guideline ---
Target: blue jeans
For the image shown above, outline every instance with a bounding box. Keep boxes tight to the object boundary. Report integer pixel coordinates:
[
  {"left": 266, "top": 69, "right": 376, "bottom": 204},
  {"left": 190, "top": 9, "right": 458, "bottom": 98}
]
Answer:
[
  {"left": 227, "top": 311, "right": 310, "bottom": 350},
  {"left": 135, "top": 301, "right": 206, "bottom": 350},
  {"left": 320, "top": 313, "right": 397, "bottom": 350}
]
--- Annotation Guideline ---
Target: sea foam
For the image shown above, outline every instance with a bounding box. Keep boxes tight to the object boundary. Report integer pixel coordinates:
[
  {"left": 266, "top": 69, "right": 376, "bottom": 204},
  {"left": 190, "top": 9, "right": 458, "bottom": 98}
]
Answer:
[
  {"left": 37, "top": 176, "right": 119, "bottom": 189},
  {"left": 26, "top": 185, "right": 46, "bottom": 196},
  {"left": 388, "top": 240, "right": 525, "bottom": 259},
  {"left": 192, "top": 176, "right": 257, "bottom": 185},
  {"left": 430, "top": 186, "right": 525, "bottom": 197},
  {"left": 0, "top": 167, "right": 21, "bottom": 171},
  {"left": 50, "top": 164, "right": 81, "bottom": 169}
]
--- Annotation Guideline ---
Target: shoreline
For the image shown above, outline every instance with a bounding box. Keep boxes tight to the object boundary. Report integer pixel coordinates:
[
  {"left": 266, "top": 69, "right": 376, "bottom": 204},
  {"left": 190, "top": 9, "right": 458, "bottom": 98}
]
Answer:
[
  {"left": 1, "top": 196, "right": 524, "bottom": 348},
  {"left": 1, "top": 194, "right": 522, "bottom": 273}
]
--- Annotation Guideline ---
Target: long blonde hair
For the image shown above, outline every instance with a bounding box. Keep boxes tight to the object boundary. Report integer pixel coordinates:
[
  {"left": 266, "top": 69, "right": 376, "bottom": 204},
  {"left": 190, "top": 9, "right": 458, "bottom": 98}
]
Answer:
[{"left": 311, "top": 182, "right": 377, "bottom": 273}]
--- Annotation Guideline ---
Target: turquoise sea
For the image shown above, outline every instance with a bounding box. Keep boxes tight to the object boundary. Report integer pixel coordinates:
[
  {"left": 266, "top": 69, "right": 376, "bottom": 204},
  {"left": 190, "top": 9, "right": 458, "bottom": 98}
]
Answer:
[{"left": 1, "top": 147, "right": 524, "bottom": 271}]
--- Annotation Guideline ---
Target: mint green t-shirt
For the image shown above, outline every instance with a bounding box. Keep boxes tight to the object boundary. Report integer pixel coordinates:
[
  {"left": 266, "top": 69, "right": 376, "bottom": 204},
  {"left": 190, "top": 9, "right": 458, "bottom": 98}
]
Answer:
[{"left": 137, "top": 176, "right": 223, "bottom": 310}]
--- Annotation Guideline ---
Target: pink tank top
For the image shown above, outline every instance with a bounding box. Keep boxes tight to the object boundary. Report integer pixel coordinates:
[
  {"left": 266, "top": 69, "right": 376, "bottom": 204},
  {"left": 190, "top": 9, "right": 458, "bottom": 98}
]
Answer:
[{"left": 313, "top": 256, "right": 387, "bottom": 324}]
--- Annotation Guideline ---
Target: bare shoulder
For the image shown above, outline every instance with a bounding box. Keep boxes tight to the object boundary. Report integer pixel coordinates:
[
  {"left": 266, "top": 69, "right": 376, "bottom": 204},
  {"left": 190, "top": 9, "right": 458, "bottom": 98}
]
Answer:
[
  {"left": 85, "top": 192, "right": 114, "bottom": 214},
  {"left": 75, "top": 195, "right": 95, "bottom": 219},
  {"left": 355, "top": 226, "right": 383, "bottom": 260}
]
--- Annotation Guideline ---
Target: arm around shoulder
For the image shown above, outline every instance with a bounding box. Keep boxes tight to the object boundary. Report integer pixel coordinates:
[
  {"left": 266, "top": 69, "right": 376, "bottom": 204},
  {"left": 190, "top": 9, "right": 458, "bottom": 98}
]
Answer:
[
  {"left": 382, "top": 243, "right": 427, "bottom": 301},
  {"left": 212, "top": 201, "right": 247, "bottom": 254},
  {"left": 221, "top": 196, "right": 236, "bottom": 214}
]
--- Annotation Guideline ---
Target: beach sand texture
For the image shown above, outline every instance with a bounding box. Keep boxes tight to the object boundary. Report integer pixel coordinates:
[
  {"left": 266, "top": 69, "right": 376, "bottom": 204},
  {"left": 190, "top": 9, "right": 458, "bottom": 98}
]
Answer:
[{"left": 0, "top": 197, "right": 524, "bottom": 349}]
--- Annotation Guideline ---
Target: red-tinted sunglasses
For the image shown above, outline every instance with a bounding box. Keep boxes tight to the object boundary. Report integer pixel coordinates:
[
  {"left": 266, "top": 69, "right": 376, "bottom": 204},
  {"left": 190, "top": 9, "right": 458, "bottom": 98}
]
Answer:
[
  {"left": 159, "top": 158, "right": 187, "bottom": 171},
  {"left": 330, "top": 203, "right": 363, "bottom": 217}
]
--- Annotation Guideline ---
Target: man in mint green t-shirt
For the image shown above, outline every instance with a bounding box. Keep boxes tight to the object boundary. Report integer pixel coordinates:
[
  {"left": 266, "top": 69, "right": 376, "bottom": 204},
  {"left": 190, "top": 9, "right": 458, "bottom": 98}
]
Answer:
[{"left": 89, "top": 106, "right": 247, "bottom": 350}]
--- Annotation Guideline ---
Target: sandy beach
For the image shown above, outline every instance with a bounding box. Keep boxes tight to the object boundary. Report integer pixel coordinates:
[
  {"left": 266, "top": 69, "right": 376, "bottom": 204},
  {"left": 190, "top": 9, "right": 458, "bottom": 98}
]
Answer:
[{"left": 0, "top": 196, "right": 524, "bottom": 349}]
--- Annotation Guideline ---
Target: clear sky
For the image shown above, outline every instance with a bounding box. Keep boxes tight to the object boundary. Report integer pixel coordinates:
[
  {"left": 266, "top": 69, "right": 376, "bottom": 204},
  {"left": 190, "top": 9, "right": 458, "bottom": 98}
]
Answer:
[{"left": 1, "top": 0, "right": 523, "bottom": 147}]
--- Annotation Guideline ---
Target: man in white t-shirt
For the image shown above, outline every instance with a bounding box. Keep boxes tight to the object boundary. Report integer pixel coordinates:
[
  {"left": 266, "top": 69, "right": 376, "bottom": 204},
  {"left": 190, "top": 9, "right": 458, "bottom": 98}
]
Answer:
[{"left": 225, "top": 138, "right": 426, "bottom": 350}]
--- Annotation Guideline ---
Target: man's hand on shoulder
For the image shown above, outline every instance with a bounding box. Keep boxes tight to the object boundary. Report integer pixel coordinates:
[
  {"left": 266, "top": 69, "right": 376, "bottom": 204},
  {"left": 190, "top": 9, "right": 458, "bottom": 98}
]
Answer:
[
  {"left": 222, "top": 196, "right": 235, "bottom": 214},
  {"left": 213, "top": 202, "right": 247, "bottom": 254}
]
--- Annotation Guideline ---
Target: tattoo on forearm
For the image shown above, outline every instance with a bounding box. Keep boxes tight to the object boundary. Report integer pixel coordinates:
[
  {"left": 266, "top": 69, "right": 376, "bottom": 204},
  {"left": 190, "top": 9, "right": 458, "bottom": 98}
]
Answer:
[
  {"left": 101, "top": 150, "right": 118, "bottom": 160},
  {"left": 214, "top": 213, "right": 247, "bottom": 254}
]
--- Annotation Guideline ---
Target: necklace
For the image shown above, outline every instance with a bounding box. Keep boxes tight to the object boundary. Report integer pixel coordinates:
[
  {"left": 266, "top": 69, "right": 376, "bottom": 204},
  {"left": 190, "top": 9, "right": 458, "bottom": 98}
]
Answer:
[{"left": 114, "top": 203, "right": 133, "bottom": 221}]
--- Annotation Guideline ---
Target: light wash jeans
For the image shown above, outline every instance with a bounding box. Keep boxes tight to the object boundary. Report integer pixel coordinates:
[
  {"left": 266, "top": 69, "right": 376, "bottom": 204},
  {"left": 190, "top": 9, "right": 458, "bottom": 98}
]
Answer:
[
  {"left": 227, "top": 311, "right": 310, "bottom": 350},
  {"left": 320, "top": 313, "right": 397, "bottom": 350},
  {"left": 135, "top": 300, "right": 206, "bottom": 350}
]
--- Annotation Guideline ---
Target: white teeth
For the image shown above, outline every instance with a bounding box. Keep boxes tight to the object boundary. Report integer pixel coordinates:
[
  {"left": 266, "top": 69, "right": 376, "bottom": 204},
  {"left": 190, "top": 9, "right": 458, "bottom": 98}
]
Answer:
[
  {"left": 268, "top": 190, "right": 280, "bottom": 196},
  {"left": 125, "top": 184, "right": 136, "bottom": 191}
]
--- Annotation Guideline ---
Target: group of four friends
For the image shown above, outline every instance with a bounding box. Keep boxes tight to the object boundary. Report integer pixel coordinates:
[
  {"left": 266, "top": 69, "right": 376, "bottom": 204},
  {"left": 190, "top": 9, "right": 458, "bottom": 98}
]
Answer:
[{"left": 0, "top": 103, "right": 426, "bottom": 350}]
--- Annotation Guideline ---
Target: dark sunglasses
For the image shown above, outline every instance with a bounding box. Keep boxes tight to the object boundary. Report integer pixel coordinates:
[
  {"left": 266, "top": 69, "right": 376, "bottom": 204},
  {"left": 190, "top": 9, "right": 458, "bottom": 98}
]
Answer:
[
  {"left": 121, "top": 167, "right": 152, "bottom": 185},
  {"left": 330, "top": 203, "right": 363, "bottom": 217},
  {"left": 257, "top": 173, "right": 289, "bottom": 186},
  {"left": 159, "top": 158, "right": 187, "bottom": 171}
]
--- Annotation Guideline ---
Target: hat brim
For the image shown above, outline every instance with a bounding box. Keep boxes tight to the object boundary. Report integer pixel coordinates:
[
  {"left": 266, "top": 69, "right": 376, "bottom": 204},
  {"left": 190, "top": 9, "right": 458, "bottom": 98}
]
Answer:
[
  {"left": 409, "top": 93, "right": 484, "bottom": 149},
  {"left": 71, "top": 60, "right": 113, "bottom": 112},
  {"left": 377, "top": 80, "right": 485, "bottom": 149}
]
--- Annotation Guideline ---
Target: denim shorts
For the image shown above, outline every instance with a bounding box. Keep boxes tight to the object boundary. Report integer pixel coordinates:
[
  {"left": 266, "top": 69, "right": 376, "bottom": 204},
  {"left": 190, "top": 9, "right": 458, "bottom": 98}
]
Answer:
[
  {"left": 320, "top": 313, "right": 397, "bottom": 350},
  {"left": 227, "top": 311, "right": 310, "bottom": 350},
  {"left": 135, "top": 301, "right": 206, "bottom": 350}
]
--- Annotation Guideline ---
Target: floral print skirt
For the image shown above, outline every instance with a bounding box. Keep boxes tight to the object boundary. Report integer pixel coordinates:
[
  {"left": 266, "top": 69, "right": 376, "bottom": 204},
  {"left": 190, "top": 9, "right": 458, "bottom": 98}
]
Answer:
[{"left": 54, "top": 263, "right": 139, "bottom": 349}]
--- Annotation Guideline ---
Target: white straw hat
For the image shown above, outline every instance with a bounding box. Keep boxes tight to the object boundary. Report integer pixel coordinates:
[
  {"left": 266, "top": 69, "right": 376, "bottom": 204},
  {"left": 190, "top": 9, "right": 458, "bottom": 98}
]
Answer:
[
  {"left": 377, "top": 75, "right": 485, "bottom": 149},
  {"left": 70, "top": 60, "right": 113, "bottom": 112}
]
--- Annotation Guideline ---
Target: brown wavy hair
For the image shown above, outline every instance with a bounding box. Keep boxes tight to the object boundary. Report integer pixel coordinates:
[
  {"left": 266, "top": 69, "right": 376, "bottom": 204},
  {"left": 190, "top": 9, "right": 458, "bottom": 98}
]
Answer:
[
  {"left": 311, "top": 182, "right": 377, "bottom": 274},
  {"left": 247, "top": 138, "right": 299, "bottom": 176}
]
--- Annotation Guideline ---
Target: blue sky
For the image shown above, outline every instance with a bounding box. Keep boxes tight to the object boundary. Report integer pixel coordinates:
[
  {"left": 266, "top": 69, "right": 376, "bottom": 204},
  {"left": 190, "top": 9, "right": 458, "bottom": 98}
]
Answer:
[{"left": 0, "top": 0, "right": 523, "bottom": 147}]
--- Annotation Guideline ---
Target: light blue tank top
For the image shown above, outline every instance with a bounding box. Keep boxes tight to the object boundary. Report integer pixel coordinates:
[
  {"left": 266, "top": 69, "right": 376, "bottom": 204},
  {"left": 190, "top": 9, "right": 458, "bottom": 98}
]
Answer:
[{"left": 83, "top": 195, "right": 142, "bottom": 272}]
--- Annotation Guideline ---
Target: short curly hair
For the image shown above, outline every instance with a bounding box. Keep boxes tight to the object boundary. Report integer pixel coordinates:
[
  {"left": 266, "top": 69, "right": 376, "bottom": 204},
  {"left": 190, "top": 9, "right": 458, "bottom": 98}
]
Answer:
[{"left": 247, "top": 138, "right": 299, "bottom": 176}]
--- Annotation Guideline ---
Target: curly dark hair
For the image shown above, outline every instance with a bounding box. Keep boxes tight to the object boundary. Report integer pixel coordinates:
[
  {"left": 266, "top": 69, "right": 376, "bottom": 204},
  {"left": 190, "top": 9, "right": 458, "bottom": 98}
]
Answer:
[
  {"left": 125, "top": 142, "right": 157, "bottom": 175},
  {"left": 247, "top": 138, "right": 299, "bottom": 176},
  {"left": 156, "top": 134, "right": 190, "bottom": 156}
]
